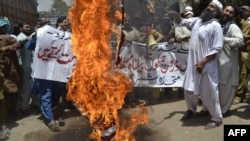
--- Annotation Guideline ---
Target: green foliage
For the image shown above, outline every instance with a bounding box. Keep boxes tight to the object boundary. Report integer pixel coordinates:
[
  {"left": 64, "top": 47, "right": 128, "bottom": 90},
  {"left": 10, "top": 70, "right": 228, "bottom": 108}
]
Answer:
[{"left": 50, "top": 0, "right": 69, "bottom": 14}]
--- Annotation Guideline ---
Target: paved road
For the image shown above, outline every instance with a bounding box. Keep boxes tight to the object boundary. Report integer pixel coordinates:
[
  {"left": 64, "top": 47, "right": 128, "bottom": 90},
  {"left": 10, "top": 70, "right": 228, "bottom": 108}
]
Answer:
[{"left": 6, "top": 88, "right": 250, "bottom": 141}]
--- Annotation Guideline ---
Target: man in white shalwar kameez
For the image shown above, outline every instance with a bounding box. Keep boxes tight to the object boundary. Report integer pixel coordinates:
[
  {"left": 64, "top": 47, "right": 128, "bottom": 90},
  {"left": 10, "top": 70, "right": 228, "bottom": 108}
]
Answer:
[
  {"left": 169, "top": 0, "right": 224, "bottom": 129},
  {"left": 218, "top": 5, "right": 244, "bottom": 116}
]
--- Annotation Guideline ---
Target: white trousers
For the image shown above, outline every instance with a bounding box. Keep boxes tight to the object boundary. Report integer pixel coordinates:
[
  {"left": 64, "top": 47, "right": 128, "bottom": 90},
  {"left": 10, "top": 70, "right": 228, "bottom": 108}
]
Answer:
[
  {"left": 184, "top": 90, "right": 198, "bottom": 112},
  {"left": 200, "top": 72, "right": 223, "bottom": 122}
]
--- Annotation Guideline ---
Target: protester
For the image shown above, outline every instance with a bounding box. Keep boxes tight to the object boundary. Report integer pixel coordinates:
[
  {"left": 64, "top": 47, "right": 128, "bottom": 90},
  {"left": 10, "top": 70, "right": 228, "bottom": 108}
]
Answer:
[
  {"left": 172, "top": 6, "right": 194, "bottom": 101},
  {"left": 235, "top": 6, "right": 250, "bottom": 103},
  {"left": 218, "top": 4, "right": 244, "bottom": 117},
  {"left": 175, "top": 7, "right": 193, "bottom": 49},
  {"left": 16, "top": 22, "right": 39, "bottom": 117},
  {"left": 55, "top": 16, "right": 75, "bottom": 110},
  {"left": 29, "top": 17, "right": 74, "bottom": 132},
  {"left": 0, "top": 18, "right": 21, "bottom": 139},
  {"left": 155, "top": 12, "right": 176, "bottom": 43},
  {"left": 25, "top": 18, "right": 51, "bottom": 51},
  {"left": 140, "top": 24, "right": 164, "bottom": 44},
  {"left": 122, "top": 14, "right": 143, "bottom": 43},
  {"left": 56, "top": 16, "right": 68, "bottom": 31},
  {"left": 240, "top": 5, "right": 250, "bottom": 23},
  {"left": 169, "top": 0, "right": 224, "bottom": 129},
  {"left": 0, "top": 18, "right": 22, "bottom": 121},
  {"left": 184, "top": 5, "right": 193, "bottom": 13}
]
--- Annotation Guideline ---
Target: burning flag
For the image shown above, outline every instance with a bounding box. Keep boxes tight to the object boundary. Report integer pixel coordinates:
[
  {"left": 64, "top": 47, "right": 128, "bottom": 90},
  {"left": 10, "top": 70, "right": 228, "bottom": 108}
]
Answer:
[{"left": 67, "top": 0, "right": 148, "bottom": 140}]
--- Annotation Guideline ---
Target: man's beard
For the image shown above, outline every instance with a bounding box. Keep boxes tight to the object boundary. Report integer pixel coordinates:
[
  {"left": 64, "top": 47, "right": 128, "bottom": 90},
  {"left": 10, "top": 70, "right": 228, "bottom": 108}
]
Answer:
[
  {"left": 23, "top": 31, "right": 32, "bottom": 36},
  {"left": 161, "top": 18, "right": 171, "bottom": 25},
  {"left": 219, "top": 15, "right": 232, "bottom": 25},
  {"left": 200, "top": 9, "right": 216, "bottom": 22}
]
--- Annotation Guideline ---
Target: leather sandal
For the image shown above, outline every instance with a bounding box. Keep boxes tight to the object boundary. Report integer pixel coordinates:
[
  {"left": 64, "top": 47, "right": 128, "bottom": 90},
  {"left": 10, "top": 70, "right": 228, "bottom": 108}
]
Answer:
[
  {"left": 205, "top": 121, "right": 222, "bottom": 129},
  {"left": 222, "top": 110, "right": 231, "bottom": 118},
  {"left": 181, "top": 110, "right": 194, "bottom": 121},
  {"left": 0, "top": 132, "right": 9, "bottom": 140},
  {"left": 58, "top": 118, "right": 65, "bottom": 126},
  {"left": 48, "top": 122, "right": 60, "bottom": 132}
]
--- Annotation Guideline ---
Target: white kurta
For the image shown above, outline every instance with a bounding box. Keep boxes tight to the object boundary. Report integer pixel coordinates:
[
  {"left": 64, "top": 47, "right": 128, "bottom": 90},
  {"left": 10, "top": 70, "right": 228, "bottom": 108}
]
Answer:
[
  {"left": 177, "top": 17, "right": 224, "bottom": 121},
  {"left": 180, "top": 17, "right": 224, "bottom": 95},
  {"left": 218, "top": 23, "right": 244, "bottom": 113},
  {"left": 175, "top": 26, "right": 191, "bottom": 50}
]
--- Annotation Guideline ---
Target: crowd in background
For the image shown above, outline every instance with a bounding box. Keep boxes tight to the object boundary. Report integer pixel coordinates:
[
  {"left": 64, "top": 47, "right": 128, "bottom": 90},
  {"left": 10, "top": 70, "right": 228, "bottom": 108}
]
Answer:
[
  {"left": 120, "top": 0, "right": 250, "bottom": 129},
  {"left": 0, "top": 15, "right": 73, "bottom": 139}
]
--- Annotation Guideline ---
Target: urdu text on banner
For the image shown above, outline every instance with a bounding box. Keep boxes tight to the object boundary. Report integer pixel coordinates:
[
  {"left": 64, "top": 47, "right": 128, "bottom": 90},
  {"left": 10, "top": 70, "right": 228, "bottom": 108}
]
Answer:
[
  {"left": 116, "top": 42, "right": 188, "bottom": 87},
  {"left": 32, "top": 25, "right": 76, "bottom": 82}
]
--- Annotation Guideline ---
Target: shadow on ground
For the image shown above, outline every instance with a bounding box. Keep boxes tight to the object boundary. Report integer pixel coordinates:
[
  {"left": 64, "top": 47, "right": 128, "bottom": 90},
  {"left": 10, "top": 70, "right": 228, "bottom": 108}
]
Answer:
[{"left": 24, "top": 114, "right": 93, "bottom": 141}]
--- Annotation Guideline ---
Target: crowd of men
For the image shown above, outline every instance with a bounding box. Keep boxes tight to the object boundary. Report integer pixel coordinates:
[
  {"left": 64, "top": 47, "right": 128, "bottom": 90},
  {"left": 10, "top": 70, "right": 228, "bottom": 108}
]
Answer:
[
  {"left": 121, "top": 0, "right": 250, "bottom": 129},
  {"left": 0, "top": 16, "right": 73, "bottom": 139}
]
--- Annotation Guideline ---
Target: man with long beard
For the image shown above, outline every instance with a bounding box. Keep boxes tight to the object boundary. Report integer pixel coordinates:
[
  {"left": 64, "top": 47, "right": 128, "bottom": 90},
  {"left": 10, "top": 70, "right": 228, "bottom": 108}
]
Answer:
[
  {"left": 169, "top": 0, "right": 224, "bottom": 129},
  {"left": 218, "top": 5, "right": 244, "bottom": 117}
]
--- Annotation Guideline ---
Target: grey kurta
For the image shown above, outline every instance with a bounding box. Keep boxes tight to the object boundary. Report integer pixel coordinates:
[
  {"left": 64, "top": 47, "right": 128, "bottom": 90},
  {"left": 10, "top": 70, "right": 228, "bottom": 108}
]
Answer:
[
  {"left": 218, "top": 23, "right": 244, "bottom": 114},
  {"left": 17, "top": 32, "right": 34, "bottom": 110},
  {"left": 218, "top": 24, "right": 244, "bottom": 85}
]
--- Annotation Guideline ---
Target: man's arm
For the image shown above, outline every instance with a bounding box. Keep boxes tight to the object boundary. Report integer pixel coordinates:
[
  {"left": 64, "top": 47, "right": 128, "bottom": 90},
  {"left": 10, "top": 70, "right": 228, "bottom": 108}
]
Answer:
[
  {"left": 195, "top": 54, "right": 217, "bottom": 74},
  {"left": 224, "top": 24, "right": 244, "bottom": 48},
  {"left": 168, "top": 10, "right": 182, "bottom": 24},
  {"left": 175, "top": 27, "right": 191, "bottom": 42},
  {"left": 0, "top": 35, "right": 20, "bottom": 52}
]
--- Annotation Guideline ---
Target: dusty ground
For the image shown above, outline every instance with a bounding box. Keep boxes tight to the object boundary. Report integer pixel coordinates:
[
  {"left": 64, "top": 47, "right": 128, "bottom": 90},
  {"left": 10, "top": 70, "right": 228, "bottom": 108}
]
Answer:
[{"left": 5, "top": 88, "right": 250, "bottom": 141}]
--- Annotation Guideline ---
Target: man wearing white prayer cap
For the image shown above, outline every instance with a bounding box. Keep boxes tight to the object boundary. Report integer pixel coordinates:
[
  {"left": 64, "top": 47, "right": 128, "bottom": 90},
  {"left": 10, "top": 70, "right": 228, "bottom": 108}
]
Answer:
[
  {"left": 199, "top": 0, "right": 223, "bottom": 21},
  {"left": 184, "top": 6, "right": 193, "bottom": 13},
  {"left": 211, "top": 0, "right": 223, "bottom": 12},
  {"left": 168, "top": 0, "right": 224, "bottom": 129}
]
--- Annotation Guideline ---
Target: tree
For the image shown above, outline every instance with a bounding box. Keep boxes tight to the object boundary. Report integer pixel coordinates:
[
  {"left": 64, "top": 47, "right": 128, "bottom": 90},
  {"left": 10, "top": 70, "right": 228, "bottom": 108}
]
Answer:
[{"left": 50, "top": 0, "right": 69, "bottom": 14}]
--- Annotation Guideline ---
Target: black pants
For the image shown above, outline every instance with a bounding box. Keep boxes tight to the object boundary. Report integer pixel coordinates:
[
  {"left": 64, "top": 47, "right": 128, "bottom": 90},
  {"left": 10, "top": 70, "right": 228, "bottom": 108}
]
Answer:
[{"left": 4, "top": 92, "right": 19, "bottom": 118}]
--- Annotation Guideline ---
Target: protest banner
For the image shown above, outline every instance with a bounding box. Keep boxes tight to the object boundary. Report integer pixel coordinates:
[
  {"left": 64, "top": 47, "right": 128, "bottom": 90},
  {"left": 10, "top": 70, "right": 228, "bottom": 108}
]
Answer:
[
  {"left": 32, "top": 26, "right": 187, "bottom": 86},
  {"left": 32, "top": 25, "right": 76, "bottom": 82},
  {"left": 117, "top": 42, "right": 188, "bottom": 87}
]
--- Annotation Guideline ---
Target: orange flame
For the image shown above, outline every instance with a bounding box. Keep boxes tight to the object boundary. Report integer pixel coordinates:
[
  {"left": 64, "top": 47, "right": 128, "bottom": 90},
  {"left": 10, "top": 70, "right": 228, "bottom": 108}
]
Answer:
[{"left": 67, "top": 0, "right": 148, "bottom": 140}]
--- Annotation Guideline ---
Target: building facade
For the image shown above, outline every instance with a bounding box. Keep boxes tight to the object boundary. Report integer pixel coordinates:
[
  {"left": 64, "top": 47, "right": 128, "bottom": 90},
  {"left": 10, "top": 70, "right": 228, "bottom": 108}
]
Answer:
[{"left": 0, "top": 0, "right": 38, "bottom": 26}]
